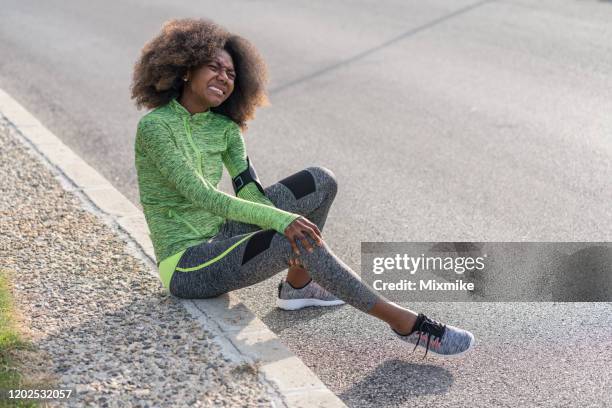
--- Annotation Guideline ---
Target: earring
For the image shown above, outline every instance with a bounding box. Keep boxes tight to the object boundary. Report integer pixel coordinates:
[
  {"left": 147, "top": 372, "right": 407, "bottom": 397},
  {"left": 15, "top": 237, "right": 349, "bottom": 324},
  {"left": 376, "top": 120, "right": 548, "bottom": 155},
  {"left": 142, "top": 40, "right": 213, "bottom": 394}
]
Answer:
[{"left": 183, "top": 77, "right": 188, "bottom": 82}]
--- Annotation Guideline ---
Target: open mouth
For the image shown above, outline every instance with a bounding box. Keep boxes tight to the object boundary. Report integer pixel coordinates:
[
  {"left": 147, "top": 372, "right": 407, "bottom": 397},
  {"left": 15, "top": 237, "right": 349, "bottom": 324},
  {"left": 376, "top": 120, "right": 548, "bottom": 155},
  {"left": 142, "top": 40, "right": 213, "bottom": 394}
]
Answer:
[{"left": 207, "top": 85, "right": 225, "bottom": 96}]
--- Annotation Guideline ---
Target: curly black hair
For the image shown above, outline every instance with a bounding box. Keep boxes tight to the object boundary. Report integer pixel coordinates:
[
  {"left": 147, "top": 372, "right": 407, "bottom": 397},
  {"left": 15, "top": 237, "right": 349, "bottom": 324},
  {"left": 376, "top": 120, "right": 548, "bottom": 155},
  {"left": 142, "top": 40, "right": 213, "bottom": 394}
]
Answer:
[{"left": 131, "top": 18, "right": 269, "bottom": 129}]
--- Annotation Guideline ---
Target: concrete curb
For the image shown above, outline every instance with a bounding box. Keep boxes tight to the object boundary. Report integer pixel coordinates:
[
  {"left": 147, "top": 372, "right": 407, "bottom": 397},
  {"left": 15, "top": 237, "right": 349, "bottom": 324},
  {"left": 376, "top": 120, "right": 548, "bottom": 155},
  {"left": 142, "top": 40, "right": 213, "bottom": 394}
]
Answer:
[{"left": 0, "top": 88, "right": 346, "bottom": 408}]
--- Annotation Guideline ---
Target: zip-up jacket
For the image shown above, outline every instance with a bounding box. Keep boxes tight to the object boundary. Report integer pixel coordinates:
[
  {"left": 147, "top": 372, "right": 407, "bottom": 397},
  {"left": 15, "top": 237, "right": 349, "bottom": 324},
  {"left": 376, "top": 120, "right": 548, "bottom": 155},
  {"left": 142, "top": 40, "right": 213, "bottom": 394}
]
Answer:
[{"left": 134, "top": 98, "right": 300, "bottom": 270}]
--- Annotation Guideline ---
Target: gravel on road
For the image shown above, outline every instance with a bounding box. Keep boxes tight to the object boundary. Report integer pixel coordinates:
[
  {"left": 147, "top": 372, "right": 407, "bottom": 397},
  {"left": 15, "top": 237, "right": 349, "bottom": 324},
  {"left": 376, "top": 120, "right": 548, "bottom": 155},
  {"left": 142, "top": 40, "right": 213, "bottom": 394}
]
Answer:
[{"left": 0, "top": 118, "right": 275, "bottom": 407}]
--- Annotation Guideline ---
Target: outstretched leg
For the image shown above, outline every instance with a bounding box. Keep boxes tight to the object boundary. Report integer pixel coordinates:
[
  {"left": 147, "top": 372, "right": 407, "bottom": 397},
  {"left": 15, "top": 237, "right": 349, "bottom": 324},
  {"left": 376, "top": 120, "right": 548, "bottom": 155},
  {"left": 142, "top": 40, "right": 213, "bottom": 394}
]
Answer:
[
  {"left": 171, "top": 166, "right": 475, "bottom": 357},
  {"left": 170, "top": 226, "right": 474, "bottom": 357}
]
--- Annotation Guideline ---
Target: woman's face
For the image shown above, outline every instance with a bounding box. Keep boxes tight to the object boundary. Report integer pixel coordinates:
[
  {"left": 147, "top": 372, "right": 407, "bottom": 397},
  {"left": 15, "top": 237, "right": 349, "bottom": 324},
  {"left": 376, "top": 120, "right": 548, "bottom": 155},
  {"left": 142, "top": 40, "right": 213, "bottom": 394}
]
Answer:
[{"left": 185, "top": 48, "right": 235, "bottom": 109}]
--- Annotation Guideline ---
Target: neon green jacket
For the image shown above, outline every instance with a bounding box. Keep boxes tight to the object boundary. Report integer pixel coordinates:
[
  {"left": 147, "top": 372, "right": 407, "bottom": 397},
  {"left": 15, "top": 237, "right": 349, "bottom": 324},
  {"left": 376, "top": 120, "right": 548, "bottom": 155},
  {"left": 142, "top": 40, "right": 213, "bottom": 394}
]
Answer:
[{"left": 135, "top": 99, "right": 300, "bottom": 285}]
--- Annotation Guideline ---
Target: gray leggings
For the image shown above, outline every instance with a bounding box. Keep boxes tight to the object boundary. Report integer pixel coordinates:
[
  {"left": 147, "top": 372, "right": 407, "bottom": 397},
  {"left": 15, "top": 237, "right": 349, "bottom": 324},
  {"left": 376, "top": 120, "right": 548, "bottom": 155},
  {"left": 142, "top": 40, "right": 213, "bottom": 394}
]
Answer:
[{"left": 169, "top": 166, "right": 382, "bottom": 313}]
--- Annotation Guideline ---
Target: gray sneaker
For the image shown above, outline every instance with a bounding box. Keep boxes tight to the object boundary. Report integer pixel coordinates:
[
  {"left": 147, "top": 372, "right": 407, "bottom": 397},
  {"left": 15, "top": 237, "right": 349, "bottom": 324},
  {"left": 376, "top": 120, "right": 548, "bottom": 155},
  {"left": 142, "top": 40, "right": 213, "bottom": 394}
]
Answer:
[
  {"left": 395, "top": 313, "right": 475, "bottom": 358},
  {"left": 276, "top": 279, "right": 345, "bottom": 310}
]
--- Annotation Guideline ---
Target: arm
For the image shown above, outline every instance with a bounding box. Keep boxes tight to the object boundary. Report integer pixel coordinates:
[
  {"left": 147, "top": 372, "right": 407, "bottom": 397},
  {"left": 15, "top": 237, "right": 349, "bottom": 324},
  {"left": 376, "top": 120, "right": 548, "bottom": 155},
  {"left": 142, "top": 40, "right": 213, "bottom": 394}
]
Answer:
[
  {"left": 222, "top": 122, "right": 277, "bottom": 207},
  {"left": 137, "top": 116, "right": 299, "bottom": 234},
  {"left": 221, "top": 123, "right": 326, "bottom": 255}
]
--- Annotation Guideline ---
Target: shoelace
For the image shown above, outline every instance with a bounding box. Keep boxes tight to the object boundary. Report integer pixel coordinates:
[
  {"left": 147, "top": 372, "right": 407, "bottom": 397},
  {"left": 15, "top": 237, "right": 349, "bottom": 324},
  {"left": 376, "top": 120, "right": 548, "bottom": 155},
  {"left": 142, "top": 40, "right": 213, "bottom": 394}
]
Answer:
[{"left": 410, "top": 313, "right": 446, "bottom": 358}]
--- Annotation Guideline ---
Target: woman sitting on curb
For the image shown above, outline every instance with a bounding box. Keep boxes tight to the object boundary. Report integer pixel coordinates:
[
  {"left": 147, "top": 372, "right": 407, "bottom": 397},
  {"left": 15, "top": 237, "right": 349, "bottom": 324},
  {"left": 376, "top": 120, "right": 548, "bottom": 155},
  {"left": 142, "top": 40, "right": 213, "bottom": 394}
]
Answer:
[{"left": 131, "top": 18, "right": 475, "bottom": 357}]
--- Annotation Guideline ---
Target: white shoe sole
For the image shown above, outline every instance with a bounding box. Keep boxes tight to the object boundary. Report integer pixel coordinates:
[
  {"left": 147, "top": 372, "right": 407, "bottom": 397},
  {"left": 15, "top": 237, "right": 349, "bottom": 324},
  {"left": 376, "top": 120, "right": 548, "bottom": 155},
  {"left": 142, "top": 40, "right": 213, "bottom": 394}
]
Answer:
[
  {"left": 420, "top": 333, "right": 476, "bottom": 358},
  {"left": 276, "top": 298, "right": 346, "bottom": 311}
]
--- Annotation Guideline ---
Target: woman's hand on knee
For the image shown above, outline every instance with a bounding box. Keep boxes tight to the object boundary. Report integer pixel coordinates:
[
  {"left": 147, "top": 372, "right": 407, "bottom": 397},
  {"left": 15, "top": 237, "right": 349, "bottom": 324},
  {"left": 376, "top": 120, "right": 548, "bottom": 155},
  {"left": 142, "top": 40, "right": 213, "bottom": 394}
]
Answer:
[{"left": 284, "top": 217, "right": 323, "bottom": 255}]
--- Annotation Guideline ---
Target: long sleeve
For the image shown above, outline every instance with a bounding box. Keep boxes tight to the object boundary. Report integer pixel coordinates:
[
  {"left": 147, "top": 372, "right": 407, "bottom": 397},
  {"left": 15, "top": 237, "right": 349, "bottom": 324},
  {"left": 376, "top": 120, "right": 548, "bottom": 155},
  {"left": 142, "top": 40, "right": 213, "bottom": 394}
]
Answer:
[
  {"left": 222, "top": 122, "right": 277, "bottom": 207},
  {"left": 137, "top": 116, "right": 299, "bottom": 234}
]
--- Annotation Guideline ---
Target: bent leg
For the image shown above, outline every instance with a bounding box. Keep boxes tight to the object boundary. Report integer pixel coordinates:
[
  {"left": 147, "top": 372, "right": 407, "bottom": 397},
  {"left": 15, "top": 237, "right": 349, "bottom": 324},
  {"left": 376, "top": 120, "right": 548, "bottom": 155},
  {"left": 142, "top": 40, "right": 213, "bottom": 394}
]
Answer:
[
  {"left": 267, "top": 166, "right": 337, "bottom": 231},
  {"left": 216, "top": 166, "right": 337, "bottom": 239}
]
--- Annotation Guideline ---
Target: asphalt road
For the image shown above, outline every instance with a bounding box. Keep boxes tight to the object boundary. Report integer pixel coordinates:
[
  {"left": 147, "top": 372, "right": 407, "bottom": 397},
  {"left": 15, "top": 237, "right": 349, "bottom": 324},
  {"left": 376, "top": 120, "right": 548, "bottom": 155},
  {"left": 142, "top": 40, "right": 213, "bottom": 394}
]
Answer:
[{"left": 1, "top": 0, "right": 611, "bottom": 406}]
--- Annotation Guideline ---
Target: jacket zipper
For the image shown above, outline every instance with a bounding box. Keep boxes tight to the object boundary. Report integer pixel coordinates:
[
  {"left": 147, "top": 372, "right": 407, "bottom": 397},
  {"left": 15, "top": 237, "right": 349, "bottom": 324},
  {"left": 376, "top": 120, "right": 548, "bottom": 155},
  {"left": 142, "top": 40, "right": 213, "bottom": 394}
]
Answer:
[
  {"left": 182, "top": 116, "right": 204, "bottom": 177},
  {"left": 168, "top": 208, "right": 203, "bottom": 236},
  {"left": 168, "top": 117, "right": 206, "bottom": 237}
]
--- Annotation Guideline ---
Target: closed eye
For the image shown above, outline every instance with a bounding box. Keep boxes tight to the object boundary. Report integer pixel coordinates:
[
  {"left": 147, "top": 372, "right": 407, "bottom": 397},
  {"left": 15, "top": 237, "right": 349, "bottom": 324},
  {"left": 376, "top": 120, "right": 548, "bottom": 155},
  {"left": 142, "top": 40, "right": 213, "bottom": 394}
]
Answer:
[{"left": 208, "top": 62, "right": 235, "bottom": 80}]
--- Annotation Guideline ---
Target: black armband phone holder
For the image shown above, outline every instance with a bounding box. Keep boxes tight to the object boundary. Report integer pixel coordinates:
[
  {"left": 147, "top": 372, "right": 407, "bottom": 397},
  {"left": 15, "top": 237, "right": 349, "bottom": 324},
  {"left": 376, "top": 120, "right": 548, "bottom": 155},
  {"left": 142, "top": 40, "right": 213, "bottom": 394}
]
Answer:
[{"left": 232, "top": 157, "right": 265, "bottom": 195}]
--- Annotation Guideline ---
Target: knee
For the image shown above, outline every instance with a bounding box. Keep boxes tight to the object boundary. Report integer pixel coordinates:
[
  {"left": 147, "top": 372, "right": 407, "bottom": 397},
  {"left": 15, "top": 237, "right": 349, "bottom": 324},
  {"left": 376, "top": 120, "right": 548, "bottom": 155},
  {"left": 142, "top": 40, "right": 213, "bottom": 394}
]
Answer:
[
  {"left": 298, "top": 239, "right": 334, "bottom": 267},
  {"left": 306, "top": 166, "right": 338, "bottom": 198}
]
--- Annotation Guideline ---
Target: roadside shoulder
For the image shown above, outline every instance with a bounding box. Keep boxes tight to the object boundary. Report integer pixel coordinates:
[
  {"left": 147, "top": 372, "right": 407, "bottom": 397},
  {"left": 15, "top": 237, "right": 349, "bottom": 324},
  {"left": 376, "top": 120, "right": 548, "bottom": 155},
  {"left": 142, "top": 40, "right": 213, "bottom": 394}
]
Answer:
[{"left": 0, "top": 88, "right": 345, "bottom": 407}]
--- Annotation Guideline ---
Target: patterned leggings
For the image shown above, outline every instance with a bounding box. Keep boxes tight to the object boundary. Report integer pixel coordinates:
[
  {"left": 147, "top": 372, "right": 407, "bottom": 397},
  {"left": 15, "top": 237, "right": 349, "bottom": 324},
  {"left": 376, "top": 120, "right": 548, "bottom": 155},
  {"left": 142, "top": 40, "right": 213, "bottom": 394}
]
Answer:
[{"left": 169, "top": 166, "right": 382, "bottom": 313}]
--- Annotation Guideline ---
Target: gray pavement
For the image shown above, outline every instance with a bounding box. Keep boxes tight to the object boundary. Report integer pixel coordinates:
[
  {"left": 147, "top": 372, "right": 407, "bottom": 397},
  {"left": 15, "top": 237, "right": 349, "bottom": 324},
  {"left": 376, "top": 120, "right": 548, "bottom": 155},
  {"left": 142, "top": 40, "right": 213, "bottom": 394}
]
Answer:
[{"left": 1, "top": 0, "right": 611, "bottom": 406}]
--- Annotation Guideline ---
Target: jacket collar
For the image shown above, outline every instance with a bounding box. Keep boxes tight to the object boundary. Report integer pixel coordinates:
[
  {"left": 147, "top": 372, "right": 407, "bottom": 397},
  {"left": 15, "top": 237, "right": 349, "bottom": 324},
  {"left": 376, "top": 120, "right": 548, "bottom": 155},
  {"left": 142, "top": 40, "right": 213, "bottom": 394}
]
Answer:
[{"left": 169, "top": 98, "right": 212, "bottom": 120}]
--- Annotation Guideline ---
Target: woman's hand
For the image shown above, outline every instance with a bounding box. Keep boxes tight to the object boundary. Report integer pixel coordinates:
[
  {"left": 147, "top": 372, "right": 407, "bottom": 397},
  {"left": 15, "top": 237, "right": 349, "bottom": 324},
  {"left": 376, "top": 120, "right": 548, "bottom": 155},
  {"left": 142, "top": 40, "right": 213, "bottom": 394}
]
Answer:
[{"left": 284, "top": 216, "right": 323, "bottom": 255}]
